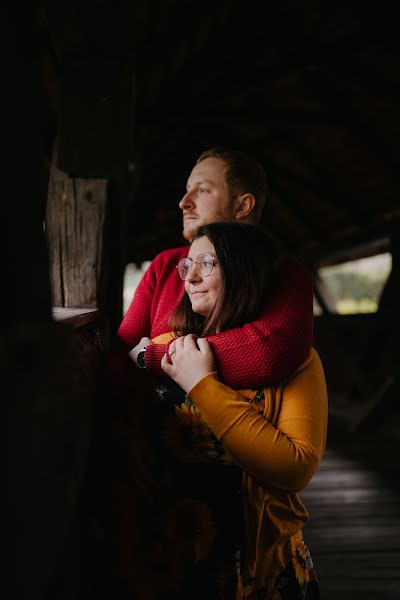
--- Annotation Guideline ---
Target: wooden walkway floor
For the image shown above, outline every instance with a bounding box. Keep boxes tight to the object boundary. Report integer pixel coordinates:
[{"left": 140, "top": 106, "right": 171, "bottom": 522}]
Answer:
[{"left": 300, "top": 426, "right": 400, "bottom": 599}]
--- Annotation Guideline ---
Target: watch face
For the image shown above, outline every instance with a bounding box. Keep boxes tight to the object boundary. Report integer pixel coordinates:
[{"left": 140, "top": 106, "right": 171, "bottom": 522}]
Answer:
[{"left": 137, "top": 349, "right": 146, "bottom": 368}]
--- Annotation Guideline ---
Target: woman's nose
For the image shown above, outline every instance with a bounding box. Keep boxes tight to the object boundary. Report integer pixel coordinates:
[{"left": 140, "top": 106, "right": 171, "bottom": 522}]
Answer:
[{"left": 186, "top": 264, "right": 202, "bottom": 282}]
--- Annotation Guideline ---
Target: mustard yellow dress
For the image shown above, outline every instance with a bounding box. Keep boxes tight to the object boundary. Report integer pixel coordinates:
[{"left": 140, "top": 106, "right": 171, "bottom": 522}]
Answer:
[{"left": 148, "top": 334, "right": 328, "bottom": 599}]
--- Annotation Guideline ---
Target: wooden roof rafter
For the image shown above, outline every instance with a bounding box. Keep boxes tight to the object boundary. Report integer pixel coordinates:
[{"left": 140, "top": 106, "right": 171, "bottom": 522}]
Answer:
[
  {"left": 301, "top": 69, "right": 400, "bottom": 187},
  {"left": 248, "top": 130, "right": 362, "bottom": 237},
  {"left": 266, "top": 160, "right": 349, "bottom": 234},
  {"left": 136, "top": 5, "right": 246, "bottom": 110},
  {"left": 273, "top": 135, "right": 371, "bottom": 227}
]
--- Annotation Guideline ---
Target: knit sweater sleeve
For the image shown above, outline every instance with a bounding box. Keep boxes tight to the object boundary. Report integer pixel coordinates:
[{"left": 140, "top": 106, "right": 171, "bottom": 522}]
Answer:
[
  {"left": 117, "top": 256, "right": 161, "bottom": 350},
  {"left": 114, "top": 248, "right": 186, "bottom": 374},
  {"left": 206, "top": 258, "right": 314, "bottom": 389},
  {"left": 187, "top": 349, "right": 328, "bottom": 493},
  {"left": 109, "top": 251, "right": 170, "bottom": 382}
]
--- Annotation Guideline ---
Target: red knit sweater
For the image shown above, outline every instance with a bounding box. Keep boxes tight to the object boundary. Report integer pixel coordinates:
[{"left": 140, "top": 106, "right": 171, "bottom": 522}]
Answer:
[{"left": 117, "top": 246, "right": 314, "bottom": 389}]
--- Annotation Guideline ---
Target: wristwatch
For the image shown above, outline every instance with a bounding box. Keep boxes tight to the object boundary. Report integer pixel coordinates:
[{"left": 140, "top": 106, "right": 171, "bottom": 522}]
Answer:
[{"left": 136, "top": 347, "right": 147, "bottom": 369}]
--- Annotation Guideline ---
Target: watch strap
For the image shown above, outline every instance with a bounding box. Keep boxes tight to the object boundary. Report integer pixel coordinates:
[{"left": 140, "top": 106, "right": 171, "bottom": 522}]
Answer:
[{"left": 136, "top": 347, "right": 147, "bottom": 368}]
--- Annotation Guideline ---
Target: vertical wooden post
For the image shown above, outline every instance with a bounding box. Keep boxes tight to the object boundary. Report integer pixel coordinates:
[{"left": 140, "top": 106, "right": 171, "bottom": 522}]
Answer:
[
  {"left": 43, "top": 56, "right": 136, "bottom": 338},
  {"left": 46, "top": 157, "right": 108, "bottom": 309}
]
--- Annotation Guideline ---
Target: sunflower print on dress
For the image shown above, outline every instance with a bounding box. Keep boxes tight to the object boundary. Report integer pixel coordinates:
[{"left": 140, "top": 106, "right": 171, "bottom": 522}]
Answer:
[
  {"left": 162, "top": 396, "right": 235, "bottom": 464},
  {"left": 275, "top": 543, "right": 319, "bottom": 600},
  {"left": 245, "top": 543, "right": 319, "bottom": 600}
]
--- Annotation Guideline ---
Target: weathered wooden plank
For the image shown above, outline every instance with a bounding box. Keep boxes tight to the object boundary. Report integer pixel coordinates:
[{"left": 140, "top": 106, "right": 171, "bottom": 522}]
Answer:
[
  {"left": 52, "top": 307, "right": 99, "bottom": 328},
  {"left": 46, "top": 162, "right": 108, "bottom": 308}
]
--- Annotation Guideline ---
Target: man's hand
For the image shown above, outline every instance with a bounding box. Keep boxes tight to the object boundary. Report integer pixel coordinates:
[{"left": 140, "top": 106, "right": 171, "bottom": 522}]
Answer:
[
  {"left": 161, "top": 334, "right": 216, "bottom": 393},
  {"left": 129, "top": 337, "right": 152, "bottom": 366}
]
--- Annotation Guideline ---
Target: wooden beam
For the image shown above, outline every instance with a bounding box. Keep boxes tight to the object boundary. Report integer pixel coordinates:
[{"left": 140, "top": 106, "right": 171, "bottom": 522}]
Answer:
[
  {"left": 46, "top": 159, "right": 108, "bottom": 309},
  {"left": 302, "top": 68, "right": 400, "bottom": 185},
  {"left": 281, "top": 137, "right": 370, "bottom": 225}
]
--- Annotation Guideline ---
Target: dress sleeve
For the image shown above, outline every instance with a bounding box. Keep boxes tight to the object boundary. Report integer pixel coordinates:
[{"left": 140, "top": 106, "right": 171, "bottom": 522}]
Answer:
[
  {"left": 187, "top": 350, "right": 328, "bottom": 492},
  {"left": 206, "top": 258, "right": 314, "bottom": 389}
]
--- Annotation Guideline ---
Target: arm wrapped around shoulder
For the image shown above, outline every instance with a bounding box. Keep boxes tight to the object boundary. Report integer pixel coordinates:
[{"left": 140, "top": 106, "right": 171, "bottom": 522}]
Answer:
[{"left": 206, "top": 258, "right": 314, "bottom": 389}]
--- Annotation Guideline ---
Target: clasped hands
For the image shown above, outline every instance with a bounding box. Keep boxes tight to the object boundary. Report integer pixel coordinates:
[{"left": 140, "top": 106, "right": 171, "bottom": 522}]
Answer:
[
  {"left": 130, "top": 334, "right": 216, "bottom": 393},
  {"left": 162, "top": 334, "right": 216, "bottom": 393}
]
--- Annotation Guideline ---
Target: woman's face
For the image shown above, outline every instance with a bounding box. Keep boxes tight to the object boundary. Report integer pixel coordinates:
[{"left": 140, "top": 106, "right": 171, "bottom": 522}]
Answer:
[{"left": 184, "top": 236, "right": 221, "bottom": 317}]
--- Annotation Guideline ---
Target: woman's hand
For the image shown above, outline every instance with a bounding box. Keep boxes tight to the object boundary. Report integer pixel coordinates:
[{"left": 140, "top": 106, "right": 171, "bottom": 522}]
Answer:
[
  {"left": 161, "top": 334, "right": 216, "bottom": 393},
  {"left": 129, "top": 337, "right": 152, "bottom": 366}
]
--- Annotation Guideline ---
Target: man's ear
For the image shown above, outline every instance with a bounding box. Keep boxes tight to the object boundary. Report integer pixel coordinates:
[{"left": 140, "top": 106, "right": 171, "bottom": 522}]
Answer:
[{"left": 235, "top": 193, "right": 256, "bottom": 220}]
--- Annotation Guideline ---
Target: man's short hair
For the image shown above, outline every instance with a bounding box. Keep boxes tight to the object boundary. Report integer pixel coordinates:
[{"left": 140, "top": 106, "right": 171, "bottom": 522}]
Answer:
[{"left": 196, "top": 147, "right": 268, "bottom": 223}]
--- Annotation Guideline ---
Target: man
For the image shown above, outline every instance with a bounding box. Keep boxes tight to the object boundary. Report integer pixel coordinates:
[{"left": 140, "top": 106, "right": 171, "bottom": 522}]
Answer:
[{"left": 116, "top": 147, "right": 313, "bottom": 389}]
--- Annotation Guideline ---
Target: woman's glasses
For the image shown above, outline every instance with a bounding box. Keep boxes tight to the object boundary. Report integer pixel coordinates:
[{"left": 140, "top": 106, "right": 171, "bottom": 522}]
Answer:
[{"left": 177, "top": 252, "right": 218, "bottom": 280}]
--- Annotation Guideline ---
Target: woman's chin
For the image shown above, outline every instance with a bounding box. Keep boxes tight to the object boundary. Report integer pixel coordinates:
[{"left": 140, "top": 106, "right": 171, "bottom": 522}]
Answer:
[{"left": 190, "top": 301, "right": 209, "bottom": 317}]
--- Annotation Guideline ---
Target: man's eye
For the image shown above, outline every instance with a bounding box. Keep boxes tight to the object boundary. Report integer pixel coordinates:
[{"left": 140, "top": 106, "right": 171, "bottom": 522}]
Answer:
[{"left": 199, "top": 187, "right": 209, "bottom": 193}]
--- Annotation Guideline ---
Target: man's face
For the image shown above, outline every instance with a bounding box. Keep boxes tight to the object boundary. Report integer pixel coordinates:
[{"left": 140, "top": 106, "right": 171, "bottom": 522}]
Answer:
[{"left": 179, "top": 157, "right": 237, "bottom": 241}]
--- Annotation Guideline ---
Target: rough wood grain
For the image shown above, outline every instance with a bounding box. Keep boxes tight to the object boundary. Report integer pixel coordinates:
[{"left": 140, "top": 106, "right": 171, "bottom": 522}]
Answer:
[
  {"left": 52, "top": 307, "right": 99, "bottom": 328},
  {"left": 46, "top": 161, "right": 108, "bottom": 309}
]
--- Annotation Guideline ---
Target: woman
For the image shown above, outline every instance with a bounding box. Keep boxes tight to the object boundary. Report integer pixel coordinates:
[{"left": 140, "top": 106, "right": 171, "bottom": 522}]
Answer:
[{"left": 124, "top": 222, "right": 327, "bottom": 599}]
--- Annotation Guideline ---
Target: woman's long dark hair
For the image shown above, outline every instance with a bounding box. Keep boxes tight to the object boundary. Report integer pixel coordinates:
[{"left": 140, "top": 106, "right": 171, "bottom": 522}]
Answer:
[{"left": 170, "top": 221, "right": 282, "bottom": 337}]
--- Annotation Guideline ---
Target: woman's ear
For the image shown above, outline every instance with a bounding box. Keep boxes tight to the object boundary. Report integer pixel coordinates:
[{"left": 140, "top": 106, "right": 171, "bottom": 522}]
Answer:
[{"left": 234, "top": 193, "right": 256, "bottom": 221}]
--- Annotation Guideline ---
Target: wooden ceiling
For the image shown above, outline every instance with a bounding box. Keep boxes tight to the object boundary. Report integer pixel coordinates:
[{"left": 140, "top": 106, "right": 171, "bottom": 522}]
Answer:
[{"left": 37, "top": 1, "right": 400, "bottom": 265}]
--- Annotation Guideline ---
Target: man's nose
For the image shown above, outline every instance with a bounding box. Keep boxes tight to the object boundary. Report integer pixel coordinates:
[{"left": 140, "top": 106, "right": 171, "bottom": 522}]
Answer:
[{"left": 179, "top": 190, "right": 194, "bottom": 210}]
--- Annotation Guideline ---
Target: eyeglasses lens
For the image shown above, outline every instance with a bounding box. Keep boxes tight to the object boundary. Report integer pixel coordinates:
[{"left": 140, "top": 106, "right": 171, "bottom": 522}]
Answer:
[
  {"left": 178, "top": 259, "right": 191, "bottom": 280},
  {"left": 198, "top": 256, "right": 213, "bottom": 276},
  {"left": 178, "top": 254, "right": 214, "bottom": 280}
]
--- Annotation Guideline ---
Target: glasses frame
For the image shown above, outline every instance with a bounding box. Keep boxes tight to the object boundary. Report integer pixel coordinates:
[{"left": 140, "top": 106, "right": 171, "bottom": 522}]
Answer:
[{"left": 176, "top": 252, "right": 218, "bottom": 281}]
